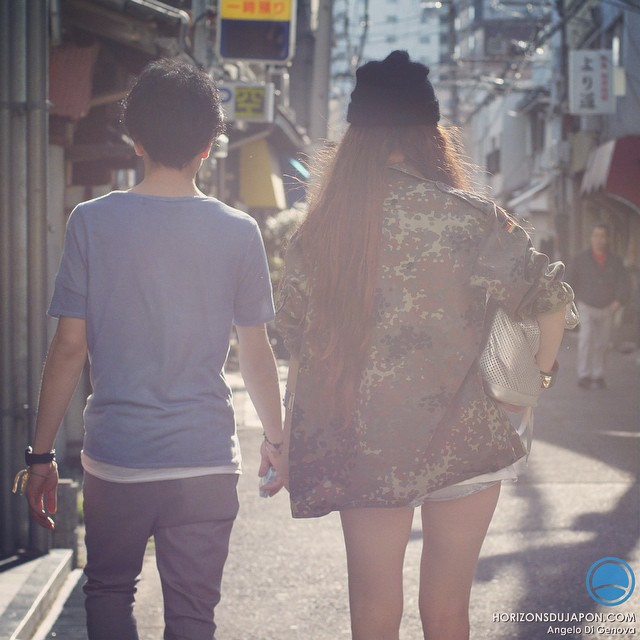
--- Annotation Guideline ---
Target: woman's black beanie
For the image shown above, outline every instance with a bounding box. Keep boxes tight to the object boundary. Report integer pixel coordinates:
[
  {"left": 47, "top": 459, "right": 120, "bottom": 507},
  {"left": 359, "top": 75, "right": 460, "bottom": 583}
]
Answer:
[{"left": 347, "top": 50, "right": 440, "bottom": 126}]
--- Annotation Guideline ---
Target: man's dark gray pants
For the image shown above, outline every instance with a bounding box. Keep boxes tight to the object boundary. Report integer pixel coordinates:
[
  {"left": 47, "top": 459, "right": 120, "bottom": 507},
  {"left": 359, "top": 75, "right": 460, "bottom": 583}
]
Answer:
[{"left": 82, "top": 472, "right": 239, "bottom": 640}]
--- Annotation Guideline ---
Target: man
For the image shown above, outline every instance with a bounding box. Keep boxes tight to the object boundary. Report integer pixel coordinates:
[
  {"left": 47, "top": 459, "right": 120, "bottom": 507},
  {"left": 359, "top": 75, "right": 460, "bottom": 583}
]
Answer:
[
  {"left": 567, "top": 223, "right": 629, "bottom": 389},
  {"left": 20, "top": 59, "right": 285, "bottom": 640}
]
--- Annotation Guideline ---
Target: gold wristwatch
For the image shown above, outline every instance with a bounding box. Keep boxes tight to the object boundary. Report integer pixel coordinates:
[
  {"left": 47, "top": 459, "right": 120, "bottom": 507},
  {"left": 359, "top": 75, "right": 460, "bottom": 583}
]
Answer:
[{"left": 540, "top": 361, "right": 559, "bottom": 389}]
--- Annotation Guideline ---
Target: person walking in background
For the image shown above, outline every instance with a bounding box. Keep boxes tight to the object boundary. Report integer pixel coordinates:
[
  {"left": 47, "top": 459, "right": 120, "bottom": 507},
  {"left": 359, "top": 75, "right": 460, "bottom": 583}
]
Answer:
[
  {"left": 567, "top": 223, "right": 629, "bottom": 390},
  {"left": 275, "top": 51, "right": 573, "bottom": 640},
  {"left": 19, "top": 59, "right": 284, "bottom": 640}
]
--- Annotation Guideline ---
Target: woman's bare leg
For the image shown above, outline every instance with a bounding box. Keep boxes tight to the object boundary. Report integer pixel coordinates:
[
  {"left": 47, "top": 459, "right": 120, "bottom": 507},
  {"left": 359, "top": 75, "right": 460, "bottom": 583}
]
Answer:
[
  {"left": 340, "top": 507, "right": 414, "bottom": 640},
  {"left": 419, "top": 483, "right": 501, "bottom": 640}
]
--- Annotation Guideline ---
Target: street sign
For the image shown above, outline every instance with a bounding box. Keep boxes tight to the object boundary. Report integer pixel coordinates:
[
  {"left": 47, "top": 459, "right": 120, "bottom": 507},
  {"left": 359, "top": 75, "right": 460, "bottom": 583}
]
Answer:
[
  {"left": 568, "top": 50, "right": 616, "bottom": 115},
  {"left": 217, "top": 0, "right": 296, "bottom": 63},
  {"left": 218, "top": 82, "right": 275, "bottom": 123}
]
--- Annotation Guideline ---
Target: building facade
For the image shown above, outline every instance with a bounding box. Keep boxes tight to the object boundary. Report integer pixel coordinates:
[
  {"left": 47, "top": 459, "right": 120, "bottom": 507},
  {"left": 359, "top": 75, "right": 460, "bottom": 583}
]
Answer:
[{"left": 0, "top": 0, "right": 313, "bottom": 559}]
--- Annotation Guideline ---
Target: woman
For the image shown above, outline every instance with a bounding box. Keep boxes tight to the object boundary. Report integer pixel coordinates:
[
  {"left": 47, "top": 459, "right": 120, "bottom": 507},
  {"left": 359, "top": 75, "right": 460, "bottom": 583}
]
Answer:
[{"left": 274, "top": 51, "right": 572, "bottom": 640}]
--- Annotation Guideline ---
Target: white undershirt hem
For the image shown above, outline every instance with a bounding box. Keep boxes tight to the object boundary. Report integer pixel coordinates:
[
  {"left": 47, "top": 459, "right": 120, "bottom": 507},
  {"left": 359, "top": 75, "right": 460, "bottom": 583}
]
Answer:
[{"left": 81, "top": 451, "right": 240, "bottom": 483}]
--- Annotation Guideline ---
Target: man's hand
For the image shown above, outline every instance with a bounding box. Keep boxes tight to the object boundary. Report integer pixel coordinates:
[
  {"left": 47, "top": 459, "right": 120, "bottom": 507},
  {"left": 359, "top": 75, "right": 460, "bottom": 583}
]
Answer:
[
  {"left": 258, "top": 439, "right": 288, "bottom": 496},
  {"left": 25, "top": 462, "right": 59, "bottom": 530},
  {"left": 235, "top": 324, "right": 286, "bottom": 496},
  {"left": 23, "top": 316, "right": 87, "bottom": 530}
]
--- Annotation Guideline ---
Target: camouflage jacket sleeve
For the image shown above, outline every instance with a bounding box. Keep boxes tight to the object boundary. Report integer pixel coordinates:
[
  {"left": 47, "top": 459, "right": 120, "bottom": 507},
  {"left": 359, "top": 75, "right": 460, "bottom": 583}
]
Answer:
[{"left": 468, "top": 198, "right": 573, "bottom": 318}]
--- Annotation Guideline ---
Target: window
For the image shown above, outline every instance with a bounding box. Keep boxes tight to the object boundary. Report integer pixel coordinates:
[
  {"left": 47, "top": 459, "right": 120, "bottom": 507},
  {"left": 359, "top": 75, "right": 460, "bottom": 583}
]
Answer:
[
  {"left": 529, "top": 110, "right": 545, "bottom": 155},
  {"left": 486, "top": 148, "right": 501, "bottom": 174},
  {"left": 606, "top": 18, "right": 623, "bottom": 65}
]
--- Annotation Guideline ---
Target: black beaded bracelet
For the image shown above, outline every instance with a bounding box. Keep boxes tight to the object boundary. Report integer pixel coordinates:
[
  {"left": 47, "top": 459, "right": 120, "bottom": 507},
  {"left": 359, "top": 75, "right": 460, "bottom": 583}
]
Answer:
[
  {"left": 25, "top": 446, "right": 56, "bottom": 466},
  {"left": 263, "top": 432, "right": 284, "bottom": 453}
]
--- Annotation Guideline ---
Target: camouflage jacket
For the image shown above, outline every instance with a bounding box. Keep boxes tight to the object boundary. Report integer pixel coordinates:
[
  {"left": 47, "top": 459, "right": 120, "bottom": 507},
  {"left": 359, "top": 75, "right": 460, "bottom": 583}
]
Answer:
[{"left": 276, "top": 163, "right": 573, "bottom": 518}]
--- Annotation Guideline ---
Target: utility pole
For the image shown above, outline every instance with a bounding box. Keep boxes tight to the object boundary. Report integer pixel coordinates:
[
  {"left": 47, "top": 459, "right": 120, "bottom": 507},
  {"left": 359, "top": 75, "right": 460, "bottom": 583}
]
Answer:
[
  {"left": 26, "top": 0, "right": 50, "bottom": 554},
  {"left": 551, "top": 0, "right": 571, "bottom": 256},
  {"left": 448, "top": 0, "right": 460, "bottom": 125},
  {"left": 192, "top": 0, "right": 213, "bottom": 68},
  {"left": 9, "top": 0, "right": 31, "bottom": 553},
  {"left": 309, "top": 0, "right": 333, "bottom": 143},
  {"left": 0, "top": 0, "right": 51, "bottom": 555},
  {"left": 0, "top": 0, "right": 14, "bottom": 560}
]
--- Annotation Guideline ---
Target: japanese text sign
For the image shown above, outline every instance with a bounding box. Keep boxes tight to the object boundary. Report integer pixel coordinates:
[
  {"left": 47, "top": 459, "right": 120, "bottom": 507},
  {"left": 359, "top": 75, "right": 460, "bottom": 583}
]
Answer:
[
  {"left": 217, "top": 0, "right": 296, "bottom": 62},
  {"left": 569, "top": 50, "right": 615, "bottom": 115},
  {"left": 219, "top": 1, "right": 292, "bottom": 21}
]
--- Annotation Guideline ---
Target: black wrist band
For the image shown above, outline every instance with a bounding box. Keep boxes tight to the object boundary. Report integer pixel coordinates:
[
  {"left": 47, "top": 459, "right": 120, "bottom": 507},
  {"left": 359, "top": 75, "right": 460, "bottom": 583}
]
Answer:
[{"left": 25, "top": 446, "right": 56, "bottom": 465}]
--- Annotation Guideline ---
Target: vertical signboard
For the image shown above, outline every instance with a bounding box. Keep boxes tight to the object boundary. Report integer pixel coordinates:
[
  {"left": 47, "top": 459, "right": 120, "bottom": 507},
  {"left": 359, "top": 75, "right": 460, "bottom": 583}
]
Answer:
[
  {"left": 217, "top": 0, "right": 296, "bottom": 63},
  {"left": 569, "top": 50, "right": 616, "bottom": 115}
]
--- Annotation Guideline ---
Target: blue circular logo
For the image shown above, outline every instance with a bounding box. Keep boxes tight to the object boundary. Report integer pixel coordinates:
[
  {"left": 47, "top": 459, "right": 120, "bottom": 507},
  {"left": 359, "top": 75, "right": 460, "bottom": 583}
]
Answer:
[{"left": 586, "top": 557, "right": 635, "bottom": 606}]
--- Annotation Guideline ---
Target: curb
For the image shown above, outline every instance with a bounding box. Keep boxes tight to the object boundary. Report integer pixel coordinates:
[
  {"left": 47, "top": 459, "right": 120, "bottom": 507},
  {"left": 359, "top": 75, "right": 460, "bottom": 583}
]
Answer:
[{"left": 0, "top": 549, "right": 73, "bottom": 640}]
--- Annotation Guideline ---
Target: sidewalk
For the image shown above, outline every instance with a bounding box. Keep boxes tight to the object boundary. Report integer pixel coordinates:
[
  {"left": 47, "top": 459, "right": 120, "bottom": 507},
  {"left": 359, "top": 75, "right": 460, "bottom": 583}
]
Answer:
[{"left": 2, "top": 334, "right": 638, "bottom": 639}]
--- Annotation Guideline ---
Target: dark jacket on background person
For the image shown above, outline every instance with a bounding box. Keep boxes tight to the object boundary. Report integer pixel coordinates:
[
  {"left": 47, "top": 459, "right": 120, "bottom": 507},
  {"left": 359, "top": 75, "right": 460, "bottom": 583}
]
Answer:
[{"left": 566, "top": 249, "right": 629, "bottom": 309}]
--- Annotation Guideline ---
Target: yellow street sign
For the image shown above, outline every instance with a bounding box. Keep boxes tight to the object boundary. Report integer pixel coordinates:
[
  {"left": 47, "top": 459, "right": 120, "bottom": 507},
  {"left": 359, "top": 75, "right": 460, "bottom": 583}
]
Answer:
[{"left": 219, "top": 0, "right": 292, "bottom": 21}]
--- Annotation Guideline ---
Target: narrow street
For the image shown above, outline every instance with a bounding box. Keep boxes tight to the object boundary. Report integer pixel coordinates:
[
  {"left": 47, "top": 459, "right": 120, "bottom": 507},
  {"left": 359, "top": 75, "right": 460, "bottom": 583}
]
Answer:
[{"left": 40, "top": 331, "right": 639, "bottom": 640}]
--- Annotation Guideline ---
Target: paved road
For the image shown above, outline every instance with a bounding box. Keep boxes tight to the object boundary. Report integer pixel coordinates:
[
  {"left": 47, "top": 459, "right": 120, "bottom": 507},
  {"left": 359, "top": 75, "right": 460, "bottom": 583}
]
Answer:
[{"left": 40, "top": 333, "right": 639, "bottom": 639}]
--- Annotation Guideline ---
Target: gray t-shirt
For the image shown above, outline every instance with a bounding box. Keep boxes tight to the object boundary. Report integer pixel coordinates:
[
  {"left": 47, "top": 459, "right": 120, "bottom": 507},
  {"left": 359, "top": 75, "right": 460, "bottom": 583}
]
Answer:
[{"left": 49, "top": 191, "right": 275, "bottom": 469}]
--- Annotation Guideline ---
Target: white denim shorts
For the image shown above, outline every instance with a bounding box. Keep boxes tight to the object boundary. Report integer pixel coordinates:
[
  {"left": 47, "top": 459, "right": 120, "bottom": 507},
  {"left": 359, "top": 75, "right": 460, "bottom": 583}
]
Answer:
[
  {"left": 410, "top": 461, "right": 519, "bottom": 506},
  {"left": 421, "top": 479, "right": 501, "bottom": 502}
]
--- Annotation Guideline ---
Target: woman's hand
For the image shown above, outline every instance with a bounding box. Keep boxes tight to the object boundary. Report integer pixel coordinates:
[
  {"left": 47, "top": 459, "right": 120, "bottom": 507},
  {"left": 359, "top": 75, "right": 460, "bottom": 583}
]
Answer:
[{"left": 258, "top": 439, "right": 289, "bottom": 496}]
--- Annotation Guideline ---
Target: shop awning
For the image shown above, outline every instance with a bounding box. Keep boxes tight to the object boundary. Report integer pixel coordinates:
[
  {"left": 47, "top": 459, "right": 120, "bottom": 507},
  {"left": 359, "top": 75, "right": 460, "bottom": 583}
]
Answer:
[
  {"left": 581, "top": 136, "right": 640, "bottom": 211},
  {"left": 507, "top": 177, "right": 551, "bottom": 211},
  {"left": 234, "top": 106, "right": 310, "bottom": 209},
  {"left": 62, "top": 0, "right": 188, "bottom": 55},
  {"left": 240, "top": 138, "right": 287, "bottom": 209},
  {"left": 514, "top": 88, "right": 549, "bottom": 114},
  {"left": 50, "top": 43, "right": 100, "bottom": 119}
]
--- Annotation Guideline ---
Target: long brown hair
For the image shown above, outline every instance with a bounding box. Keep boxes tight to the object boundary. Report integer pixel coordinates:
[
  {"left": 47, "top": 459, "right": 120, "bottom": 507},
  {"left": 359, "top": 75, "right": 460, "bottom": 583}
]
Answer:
[{"left": 295, "top": 124, "right": 472, "bottom": 425}]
